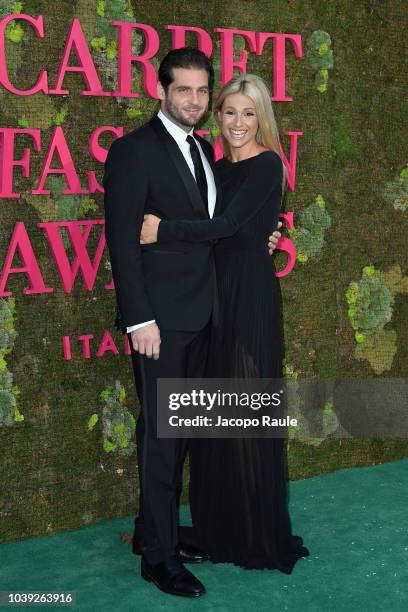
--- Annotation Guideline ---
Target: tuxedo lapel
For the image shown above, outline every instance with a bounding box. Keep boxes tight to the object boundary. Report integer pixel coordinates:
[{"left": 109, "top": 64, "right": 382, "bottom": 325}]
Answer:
[{"left": 150, "top": 115, "right": 208, "bottom": 220}]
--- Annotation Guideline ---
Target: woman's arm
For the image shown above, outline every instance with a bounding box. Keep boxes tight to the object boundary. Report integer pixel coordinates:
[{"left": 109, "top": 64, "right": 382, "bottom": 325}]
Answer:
[{"left": 157, "top": 151, "right": 283, "bottom": 243}]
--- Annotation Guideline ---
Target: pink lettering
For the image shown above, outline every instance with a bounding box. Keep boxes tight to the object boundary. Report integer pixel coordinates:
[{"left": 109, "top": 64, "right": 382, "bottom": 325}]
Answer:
[
  {"left": 166, "top": 25, "right": 212, "bottom": 57},
  {"left": 124, "top": 333, "right": 131, "bottom": 355},
  {"left": 0, "top": 222, "right": 53, "bottom": 296},
  {"left": 62, "top": 335, "right": 72, "bottom": 360},
  {"left": 113, "top": 21, "right": 160, "bottom": 98},
  {"left": 49, "top": 19, "right": 108, "bottom": 96},
  {"left": 32, "top": 127, "right": 87, "bottom": 195},
  {"left": 38, "top": 220, "right": 106, "bottom": 292},
  {"left": 0, "top": 14, "right": 48, "bottom": 95},
  {"left": 87, "top": 126, "right": 124, "bottom": 193},
  {"left": 256, "top": 33, "right": 302, "bottom": 102},
  {"left": 276, "top": 212, "right": 296, "bottom": 277},
  {"left": 281, "top": 132, "right": 303, "bottom": 192},
  {"left": 0, "top": 128, "right": 41, "bottom": 198},
  {"left": 214, "top": 28, "right": 257, "bottom": 84},
  {"left": 77, "top": 334, "right": 93, "bottom": 359},
  {"left": 96, "top": 329, "right": 119, "bottom": 357}
]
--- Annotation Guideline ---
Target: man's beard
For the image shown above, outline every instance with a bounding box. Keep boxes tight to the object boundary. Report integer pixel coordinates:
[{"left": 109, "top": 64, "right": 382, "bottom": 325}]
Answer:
[{"left": 163, "top": 98, "right": 206, "bottom": 129}]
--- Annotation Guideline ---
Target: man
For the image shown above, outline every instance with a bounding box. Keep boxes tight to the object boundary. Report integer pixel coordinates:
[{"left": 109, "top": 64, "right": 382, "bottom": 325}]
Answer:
[{"left": 104, "top": 47, "right": 281, "bottom": 598}]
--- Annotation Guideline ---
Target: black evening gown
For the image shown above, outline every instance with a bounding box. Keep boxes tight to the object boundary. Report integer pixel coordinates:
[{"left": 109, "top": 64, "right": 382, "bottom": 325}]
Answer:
[{"left": 158, "top": 151, "right": 309, "bottom": 571}]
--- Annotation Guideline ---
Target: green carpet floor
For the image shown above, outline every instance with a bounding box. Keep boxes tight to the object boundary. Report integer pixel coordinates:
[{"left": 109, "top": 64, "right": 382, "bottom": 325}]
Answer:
[{"left": 1, "top": 459, "right": 407, "bottom": 612}]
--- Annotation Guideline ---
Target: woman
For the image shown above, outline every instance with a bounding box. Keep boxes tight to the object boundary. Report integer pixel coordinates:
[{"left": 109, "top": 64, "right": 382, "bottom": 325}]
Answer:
[{"left": 140, "top": 74, "right": 309, "bottom": 572}]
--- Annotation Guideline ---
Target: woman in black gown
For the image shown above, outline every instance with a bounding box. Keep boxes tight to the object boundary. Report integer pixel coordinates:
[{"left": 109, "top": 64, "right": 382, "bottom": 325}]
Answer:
[{"left": 141, "top": 74, "right": 309, "bottom": 572}]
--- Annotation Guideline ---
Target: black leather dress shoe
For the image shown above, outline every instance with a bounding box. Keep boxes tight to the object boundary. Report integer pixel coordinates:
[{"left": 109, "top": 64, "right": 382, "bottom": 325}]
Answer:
[
  {"left": 177, "top": 543, "right": 208, "bottom": 564},
  {"left": 141, "top": 556, "right": 206, "bottom": 598},
  {"left": 132, "top": 536, "right": 208, "bottom": 564}
]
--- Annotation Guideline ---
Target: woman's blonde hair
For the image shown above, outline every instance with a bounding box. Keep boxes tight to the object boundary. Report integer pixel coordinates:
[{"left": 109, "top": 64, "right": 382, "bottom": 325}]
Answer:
[{"left": 215, "top": 73, "right": 287, "bottom": 191}]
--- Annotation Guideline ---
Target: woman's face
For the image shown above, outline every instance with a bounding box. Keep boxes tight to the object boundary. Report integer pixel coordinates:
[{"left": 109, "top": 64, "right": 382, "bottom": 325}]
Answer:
[{"left": 218, "top": 93, "right": 259, "bottom": 153}]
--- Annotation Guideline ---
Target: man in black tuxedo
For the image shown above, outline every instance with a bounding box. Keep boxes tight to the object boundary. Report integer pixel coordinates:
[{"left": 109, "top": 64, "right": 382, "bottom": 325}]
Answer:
[
  {"left": 104, "top": 48, "right": 219, "bottom": 598},
  {"left": 104, "top": 48, "right": 280, "bottom": 598}
]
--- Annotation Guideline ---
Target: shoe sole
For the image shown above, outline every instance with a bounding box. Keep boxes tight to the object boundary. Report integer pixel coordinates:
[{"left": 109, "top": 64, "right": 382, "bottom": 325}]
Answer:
[{"left": 141, "top": 569, "right": 205, "bottom": 598}]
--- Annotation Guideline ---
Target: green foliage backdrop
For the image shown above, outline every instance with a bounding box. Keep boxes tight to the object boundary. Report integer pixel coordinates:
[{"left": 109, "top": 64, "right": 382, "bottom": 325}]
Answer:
[{"left": 0, "top": 0, "right": 407, "bottom": 543}]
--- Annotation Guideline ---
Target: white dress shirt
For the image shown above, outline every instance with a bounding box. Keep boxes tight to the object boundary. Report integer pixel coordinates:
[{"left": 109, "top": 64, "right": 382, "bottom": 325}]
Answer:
[{"left": 127, "top": 110, "right": 217, "bottom": 334}]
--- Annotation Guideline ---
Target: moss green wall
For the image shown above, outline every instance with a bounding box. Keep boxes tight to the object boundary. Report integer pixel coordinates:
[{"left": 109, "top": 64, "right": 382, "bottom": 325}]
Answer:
[{"left": 1, "top": 0, "right": 407, "bottom": 543}]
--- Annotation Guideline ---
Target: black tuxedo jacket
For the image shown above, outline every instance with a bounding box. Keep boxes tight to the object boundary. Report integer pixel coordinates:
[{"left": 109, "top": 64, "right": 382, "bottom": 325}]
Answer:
[{"left": 103, "top": 114, "right": 221, "bottom": 332}]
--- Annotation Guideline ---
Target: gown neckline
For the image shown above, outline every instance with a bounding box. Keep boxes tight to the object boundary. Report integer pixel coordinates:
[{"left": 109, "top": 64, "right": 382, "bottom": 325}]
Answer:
[{"left": 223, "top": 150, "right": 271, "bottom": 164}]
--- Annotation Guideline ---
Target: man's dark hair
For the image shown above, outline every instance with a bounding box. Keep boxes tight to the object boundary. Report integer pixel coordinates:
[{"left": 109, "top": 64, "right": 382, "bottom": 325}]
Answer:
[{"left": 158, "top": 47, "right": 214, "bottom": 95}]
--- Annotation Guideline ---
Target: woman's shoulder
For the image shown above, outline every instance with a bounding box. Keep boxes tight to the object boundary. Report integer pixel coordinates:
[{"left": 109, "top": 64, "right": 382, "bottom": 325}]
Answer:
[
  {"left": 254, "top": 150, "right": 282, "bottom": 166},
  {"left": 247, "top": 151, "right": 283, "bottom": 181}
]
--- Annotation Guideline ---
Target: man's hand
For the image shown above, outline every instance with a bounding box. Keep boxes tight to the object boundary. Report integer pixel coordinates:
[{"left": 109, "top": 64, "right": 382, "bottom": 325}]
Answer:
[
  {"left": 268, "top": 221, "right": 283, "bottom": 255},
  {"left": 140, "top": 214, "right": 161, "bottom": 244},
  {"left": 131, "top": 322, "right": 161, "bottom": 359}
]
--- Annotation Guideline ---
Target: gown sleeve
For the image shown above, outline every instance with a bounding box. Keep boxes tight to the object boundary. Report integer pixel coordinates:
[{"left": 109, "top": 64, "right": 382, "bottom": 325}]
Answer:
[{"left": 157, "top": 151, "right": 283, "bottom": 243}]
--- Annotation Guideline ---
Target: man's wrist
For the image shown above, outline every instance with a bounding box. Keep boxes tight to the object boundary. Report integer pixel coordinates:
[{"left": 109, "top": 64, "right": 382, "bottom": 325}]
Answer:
[{"left": 127, "top": 320, "right": 156, "bottom": 333}]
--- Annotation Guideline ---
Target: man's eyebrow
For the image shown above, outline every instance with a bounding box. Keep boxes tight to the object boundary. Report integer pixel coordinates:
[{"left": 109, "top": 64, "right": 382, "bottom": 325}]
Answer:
[{"left": 175, "top": 86, "right": 209, "bottom": 89}]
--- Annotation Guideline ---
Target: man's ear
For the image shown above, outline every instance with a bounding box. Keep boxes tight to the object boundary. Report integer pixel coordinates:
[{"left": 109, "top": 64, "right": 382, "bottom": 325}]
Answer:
[{"left": 157, "top": 81, "right": 165, "bottom": 101}]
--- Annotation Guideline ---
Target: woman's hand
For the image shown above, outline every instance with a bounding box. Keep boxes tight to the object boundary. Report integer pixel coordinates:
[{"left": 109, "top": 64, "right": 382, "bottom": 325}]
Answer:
[
  {"left": 268, "top": 220, "right": 283, "bottom": 255},
  {"left": 140, "top": 214, "right": 161, "bottom": 244}
]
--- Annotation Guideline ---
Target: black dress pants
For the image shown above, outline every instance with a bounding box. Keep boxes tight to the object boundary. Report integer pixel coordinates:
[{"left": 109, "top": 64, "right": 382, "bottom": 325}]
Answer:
[{"left": 129, "top": 322, "right": 210, "bottom": 565}]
